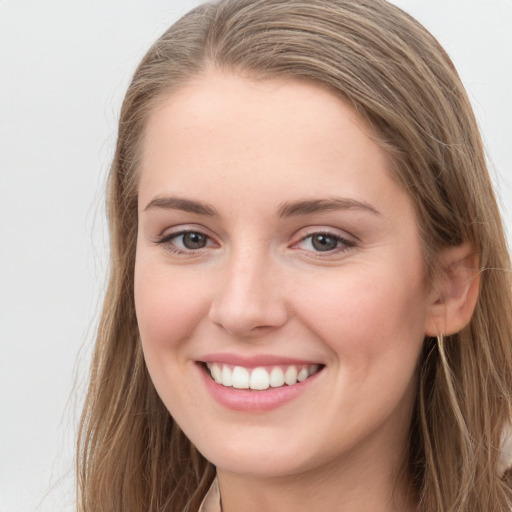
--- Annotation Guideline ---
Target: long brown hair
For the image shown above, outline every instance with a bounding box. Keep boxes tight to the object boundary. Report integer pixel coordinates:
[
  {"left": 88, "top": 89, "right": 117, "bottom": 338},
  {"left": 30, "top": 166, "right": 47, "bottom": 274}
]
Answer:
[{"left": 77, "top": 1, "right": 512, "bottom": 510}]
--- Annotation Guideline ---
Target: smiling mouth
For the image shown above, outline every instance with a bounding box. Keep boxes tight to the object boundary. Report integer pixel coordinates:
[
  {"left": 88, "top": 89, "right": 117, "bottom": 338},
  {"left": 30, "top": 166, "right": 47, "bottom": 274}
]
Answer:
[{"left": 204, "top": 363, "right": 323, "bottom": 391}]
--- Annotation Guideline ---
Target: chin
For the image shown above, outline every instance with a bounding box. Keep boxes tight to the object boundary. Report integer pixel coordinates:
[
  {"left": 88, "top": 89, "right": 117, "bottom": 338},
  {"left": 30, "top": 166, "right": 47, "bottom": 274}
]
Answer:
[
  {"left": 209, "top": 452, "right": 310, "bottom": 479},
  {"left": 190, "top": 426, "right": 329, "bottom": 479}
]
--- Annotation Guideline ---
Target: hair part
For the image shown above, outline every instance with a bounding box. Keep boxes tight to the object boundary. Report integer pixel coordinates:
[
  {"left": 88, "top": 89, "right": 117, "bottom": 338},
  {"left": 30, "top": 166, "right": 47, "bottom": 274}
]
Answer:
[{"left": 77, "top": 1, "right": 512, "bottom": 510}]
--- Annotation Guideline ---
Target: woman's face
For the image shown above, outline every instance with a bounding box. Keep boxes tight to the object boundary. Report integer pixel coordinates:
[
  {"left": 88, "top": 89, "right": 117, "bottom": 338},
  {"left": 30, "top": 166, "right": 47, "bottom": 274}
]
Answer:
[{"left": 134, "top": 72, "right": 435, "bottom": 479}]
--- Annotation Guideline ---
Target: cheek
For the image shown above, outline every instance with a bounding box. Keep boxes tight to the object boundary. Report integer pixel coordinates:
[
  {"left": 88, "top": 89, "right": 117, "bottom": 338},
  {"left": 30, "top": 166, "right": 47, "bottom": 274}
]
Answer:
[
  {"left": 134, "top": 258, "right": 210, "bottom": 354},
  {"left": 291, "top": 266, "right": 427, "bottom": 441},
  {"left": 295, "top": 264, "right": 428, "bottom": 365},
  {"left": 134, "top": 258, "right": 213, "bottom": 415}
]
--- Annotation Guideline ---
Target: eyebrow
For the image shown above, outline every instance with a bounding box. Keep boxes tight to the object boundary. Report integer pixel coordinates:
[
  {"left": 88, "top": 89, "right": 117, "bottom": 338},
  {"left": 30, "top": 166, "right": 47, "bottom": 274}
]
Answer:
[
  {"left": 143, "top": 195, "right": 380, "bottom": 218},
  {"left": 144, "top": 196, "right": 218, "bottom": 216},
  {"left": 277, "top": 197, "right": 381, "bottom": 218}
]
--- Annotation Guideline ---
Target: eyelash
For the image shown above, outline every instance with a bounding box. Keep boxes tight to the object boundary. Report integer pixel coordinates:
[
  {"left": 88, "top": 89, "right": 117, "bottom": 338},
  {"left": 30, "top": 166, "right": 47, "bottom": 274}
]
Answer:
[
  {"left": 154, "top": 229, "right": 357, "bottom": 257},
  {"left": 154, "top": 230, "right": 216, "bottom": 255},
  {"left": 293, "top": 232, "right": 357, "bottom": 256}
]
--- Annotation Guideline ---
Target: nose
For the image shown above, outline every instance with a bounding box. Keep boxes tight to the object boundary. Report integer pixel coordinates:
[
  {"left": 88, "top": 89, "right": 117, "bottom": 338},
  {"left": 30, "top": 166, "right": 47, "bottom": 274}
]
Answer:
[{"left": 208, "top": 248, "right": 289, "bottom": 338}]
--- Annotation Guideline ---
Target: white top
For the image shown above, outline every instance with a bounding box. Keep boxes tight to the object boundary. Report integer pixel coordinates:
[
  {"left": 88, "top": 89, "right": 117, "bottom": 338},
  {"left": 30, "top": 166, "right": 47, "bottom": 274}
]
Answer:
[{"left": 198, "top": 477, "right": 221, "bottom": 512}]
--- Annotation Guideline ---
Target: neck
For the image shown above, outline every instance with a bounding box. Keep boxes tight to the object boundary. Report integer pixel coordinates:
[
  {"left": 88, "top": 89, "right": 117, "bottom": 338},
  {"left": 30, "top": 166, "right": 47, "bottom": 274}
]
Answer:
[{"left": 217, "top": 440, "right": 417, "bottom": 512}]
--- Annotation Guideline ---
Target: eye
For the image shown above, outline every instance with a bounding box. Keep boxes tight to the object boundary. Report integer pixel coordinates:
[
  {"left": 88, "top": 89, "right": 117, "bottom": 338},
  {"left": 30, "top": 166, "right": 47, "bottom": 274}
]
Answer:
[
  {"left": 307, "top": 233, "right": 340, "bottom": 251},
  {"left": 295, "top": 232, "right": 356, "bottom": 253},
  {"left": 155, "top": 229, "right": 214, "bottom": 254},
  {"left": 176, "top": 231, "right": 208, "bottom": 250}
]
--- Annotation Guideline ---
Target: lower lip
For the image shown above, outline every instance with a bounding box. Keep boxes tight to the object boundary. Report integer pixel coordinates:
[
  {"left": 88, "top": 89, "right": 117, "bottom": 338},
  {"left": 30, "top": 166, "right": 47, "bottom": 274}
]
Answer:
[{"left": 198, "top": 363, "right": 323, "bottom": 412}]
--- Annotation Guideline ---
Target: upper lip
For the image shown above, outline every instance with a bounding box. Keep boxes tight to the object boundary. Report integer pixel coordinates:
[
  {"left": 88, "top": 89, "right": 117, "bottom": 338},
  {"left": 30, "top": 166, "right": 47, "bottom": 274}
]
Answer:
[{"left": 198, "top": 353, "right": 323, "bottom": 368}]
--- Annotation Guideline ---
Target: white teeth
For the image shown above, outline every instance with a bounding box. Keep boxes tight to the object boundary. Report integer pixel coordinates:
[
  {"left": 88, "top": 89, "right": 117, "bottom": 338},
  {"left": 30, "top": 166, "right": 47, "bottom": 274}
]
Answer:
[
  {"left": 232, "top": 366, "right": 250, "bottom": 389},
  {"left": 269, "top": 367, "right": 285, "bottom": 387},
  {"left": 210, "top": 363, "right": 222, "bottom": 384},
  {"left": 284, "top": 365, "right": 298, "bottom": 385},
  {"left": 221, "top": 364, "right": 233, "bottom": 387},
  {"left": 206, "top": 363, "right": 321, "bottom": 390},
  {"left": 250, "top": 367, "right": 270, "bottom": 390},
  {"left": 297, "top": 367, "right": 309, "bottom": 382}
]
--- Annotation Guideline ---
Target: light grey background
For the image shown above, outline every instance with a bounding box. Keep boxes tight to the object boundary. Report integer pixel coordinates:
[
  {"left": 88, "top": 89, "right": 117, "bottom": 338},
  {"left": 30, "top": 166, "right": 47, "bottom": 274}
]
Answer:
[{"left": 0, "top": 1, "right": 510, "bottom": 511}]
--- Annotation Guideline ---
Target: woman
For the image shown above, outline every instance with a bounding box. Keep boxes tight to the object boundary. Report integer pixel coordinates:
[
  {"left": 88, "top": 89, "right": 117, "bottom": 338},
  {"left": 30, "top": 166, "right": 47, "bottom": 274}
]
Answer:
[{"left": 77, "top": 1, "right": 512, "bottom": 511}]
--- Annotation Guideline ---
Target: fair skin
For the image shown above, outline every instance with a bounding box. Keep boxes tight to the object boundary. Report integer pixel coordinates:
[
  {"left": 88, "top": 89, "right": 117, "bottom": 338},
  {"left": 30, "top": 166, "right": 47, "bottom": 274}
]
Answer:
[{"left": 134, "top": 71, "right": 477, "bottom": 512}]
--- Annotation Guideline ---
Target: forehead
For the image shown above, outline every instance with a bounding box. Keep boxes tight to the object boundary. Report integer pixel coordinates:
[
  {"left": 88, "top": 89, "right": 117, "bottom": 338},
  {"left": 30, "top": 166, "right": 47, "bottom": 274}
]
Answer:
[
  {"left": 141, "top": 71, "right": 375, "bottom": 154},
  {"left": 138, "top": 71, "right": 410, "bottom": 223}
]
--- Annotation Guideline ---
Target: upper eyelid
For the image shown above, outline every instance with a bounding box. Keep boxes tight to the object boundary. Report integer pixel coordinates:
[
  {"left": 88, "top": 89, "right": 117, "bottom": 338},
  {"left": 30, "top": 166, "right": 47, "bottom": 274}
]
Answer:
[
  {"left": 156, "top": 223, "right": 214, "bottom": 238},
  {"left": 151, "top": 225, "right": 216, "bottom": 250},
  {"left": 158, "top": 229, "right": 215, "bottom": 245},
  {"left": 292, "top": 225, "right": 358, "bottom": 243}
]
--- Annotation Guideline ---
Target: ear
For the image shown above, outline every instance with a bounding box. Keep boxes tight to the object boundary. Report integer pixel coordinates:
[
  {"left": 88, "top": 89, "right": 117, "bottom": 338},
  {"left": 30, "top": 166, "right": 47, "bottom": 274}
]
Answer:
[{"left": 424, "top": 243, "right": 480, "bottom": 337}]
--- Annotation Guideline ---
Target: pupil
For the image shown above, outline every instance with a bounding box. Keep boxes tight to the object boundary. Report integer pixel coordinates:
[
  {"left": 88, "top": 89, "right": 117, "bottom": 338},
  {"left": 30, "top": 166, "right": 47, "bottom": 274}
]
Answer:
[
  {"left": 312, "top": 234, "right": 338, "bottom": 251},
  {"left": 183, "top": 232, "right": 207, "bottom": 249}
]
